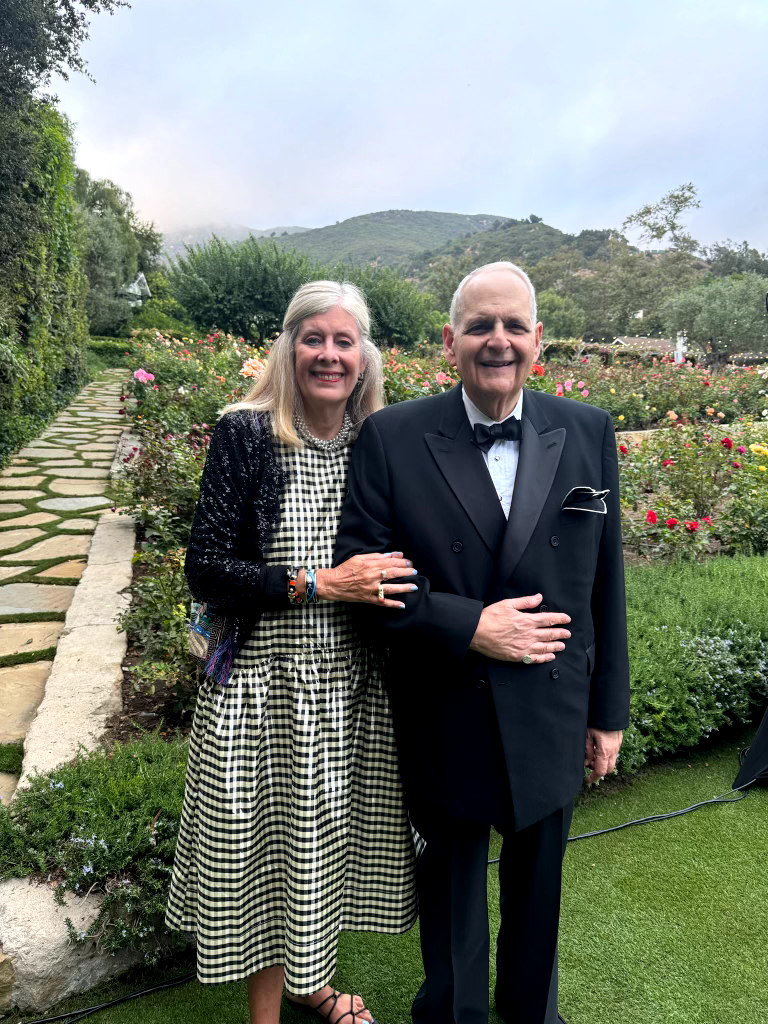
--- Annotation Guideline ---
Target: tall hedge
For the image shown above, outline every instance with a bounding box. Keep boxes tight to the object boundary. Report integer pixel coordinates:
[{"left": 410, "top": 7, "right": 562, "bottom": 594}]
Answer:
[{"left": 0, "top": 100, "right": 88, "bottom": 464}]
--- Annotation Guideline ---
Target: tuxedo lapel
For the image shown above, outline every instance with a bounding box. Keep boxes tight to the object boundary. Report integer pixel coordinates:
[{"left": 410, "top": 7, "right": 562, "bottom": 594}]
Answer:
[
  {"left": 425, "top": 386, "right": 506, "bottom": 556},
  {"left": 491, "top": 390, "right": 565, "bottom": 594}
]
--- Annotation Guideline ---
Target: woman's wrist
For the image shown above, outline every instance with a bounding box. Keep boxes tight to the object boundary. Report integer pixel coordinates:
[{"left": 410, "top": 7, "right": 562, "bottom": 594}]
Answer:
[{"left": 314, "top": 568, "right": 336, "bottom": 601}]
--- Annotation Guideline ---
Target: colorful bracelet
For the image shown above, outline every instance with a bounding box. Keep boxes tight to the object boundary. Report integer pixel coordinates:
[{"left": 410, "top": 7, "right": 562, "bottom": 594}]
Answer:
[
  {"left": 287, "top": 565, "right": 304, "bottom": 605},
  {"left": 305, "top": 567, "right": 317, "bottom": 603}
]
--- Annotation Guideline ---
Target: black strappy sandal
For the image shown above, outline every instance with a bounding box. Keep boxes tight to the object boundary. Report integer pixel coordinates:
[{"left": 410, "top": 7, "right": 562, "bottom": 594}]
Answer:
[{"left": 286, "top": 988, "right": 380, "bottom": 1024}]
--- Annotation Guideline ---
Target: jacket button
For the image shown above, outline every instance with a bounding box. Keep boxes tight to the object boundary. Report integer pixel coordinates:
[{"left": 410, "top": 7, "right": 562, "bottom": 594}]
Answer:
[
  {"left": 540, "top": 604, "right": 549, "bottom": 612},
  {"left": 476, "top": 677, "right": 488, "bottom": 689},
  {"left": 550, "top": 668, "right": 560, "bottom": 680},
  {"left": 451, "top": 541, "right": 463, "bottom": 553},
  {"left": 550, "top": 535, "right": 560, "bottom": 547}
]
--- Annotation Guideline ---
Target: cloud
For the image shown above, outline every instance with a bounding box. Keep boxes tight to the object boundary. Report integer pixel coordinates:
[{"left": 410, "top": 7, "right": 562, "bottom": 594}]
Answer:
[{"left": 54, "top": 0, "right": 768, "bottom": 248}]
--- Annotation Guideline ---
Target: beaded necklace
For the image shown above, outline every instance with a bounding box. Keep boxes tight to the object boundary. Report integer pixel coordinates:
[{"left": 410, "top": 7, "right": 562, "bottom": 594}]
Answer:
[{"left": 294, "top": 410, "right": 352, "bottom": 452}]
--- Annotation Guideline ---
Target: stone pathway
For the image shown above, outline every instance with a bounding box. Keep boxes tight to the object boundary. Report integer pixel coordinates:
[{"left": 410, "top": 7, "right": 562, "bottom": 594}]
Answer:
[{"left": 0, "top": 369, "right": 127, "bottom": 804}]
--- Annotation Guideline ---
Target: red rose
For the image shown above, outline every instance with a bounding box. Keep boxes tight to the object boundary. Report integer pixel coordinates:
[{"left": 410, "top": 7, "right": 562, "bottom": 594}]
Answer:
[
  {"left": 646, "top": 510, "right": 657, "bottom": 524},
  {"left": 684, "top": 520, "right": 699, "bottom": 532},
  {"left": 666, "top": 518, "right": 678, "bottom": 528},
  {"left": 662, "top": 458, "right": 675, "bottom": 467},
  {"left": 721, "top": 437, "right": 733, "bottom": 450},
  {"left": 702, "top": 516, "right": 713, "bottom": 526},
  {"left": 732, "top": 461, "right": 741, "bottom": 468},
  {"left": 619, "top": 444, "right": 628, "bottom": 455}
]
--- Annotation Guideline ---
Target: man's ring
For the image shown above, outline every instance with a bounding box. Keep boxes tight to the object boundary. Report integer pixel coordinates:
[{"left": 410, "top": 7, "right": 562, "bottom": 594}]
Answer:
[
  {"left": 380, "top": 569, "right": 388, "bottom": 580},
  {"left": 522, "top": 654, "right": 533, "bottom": 665},
  {"left": 377, "top": 585, "right": 385, "bottom": 604}
]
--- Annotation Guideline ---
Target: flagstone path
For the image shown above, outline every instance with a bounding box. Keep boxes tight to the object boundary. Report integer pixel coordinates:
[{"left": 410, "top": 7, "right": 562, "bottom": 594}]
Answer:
[{"left": 0, "top": 369, "right": 128, "bottom": 805}]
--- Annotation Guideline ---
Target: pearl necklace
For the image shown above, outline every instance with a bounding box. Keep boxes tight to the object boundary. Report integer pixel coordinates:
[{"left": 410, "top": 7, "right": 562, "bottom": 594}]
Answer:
[{"left": 294, "top": 411, "right": 352, "bottom": 452}]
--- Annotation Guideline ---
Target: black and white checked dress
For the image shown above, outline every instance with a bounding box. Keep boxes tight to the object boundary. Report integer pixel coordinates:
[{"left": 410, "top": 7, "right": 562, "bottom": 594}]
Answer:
[{"left": 166, "top": 435, "right": 419, "bottom": 992}]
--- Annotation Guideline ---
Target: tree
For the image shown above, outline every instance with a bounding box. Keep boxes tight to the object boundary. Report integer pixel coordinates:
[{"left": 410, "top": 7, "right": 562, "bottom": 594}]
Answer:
[
  {"left": 331, "top": 264, "right": 435, "bottom": 348},
  {"left": 663, "top": 273, "right": 768, "bottom": 366},
  {"left": 168, "top": 237, "right": 312, "bottom": 340},
  {"left": 536, "top": 290, "right": 587, "bottom": 340},
  {"left": 622, "top": 182, "right": 701, "bottom": 254},
  {"left": 0, "top": 0, "right": 129, "bottom": 106},
  {"left": 706, "top": 240, "right": 768, "bottom": 279}
]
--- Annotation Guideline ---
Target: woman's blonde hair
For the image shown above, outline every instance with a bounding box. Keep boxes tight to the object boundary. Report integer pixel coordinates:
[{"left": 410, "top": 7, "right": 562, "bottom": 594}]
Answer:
[{"left": 221, "top": 280, "right": 384, "bottom": 446}]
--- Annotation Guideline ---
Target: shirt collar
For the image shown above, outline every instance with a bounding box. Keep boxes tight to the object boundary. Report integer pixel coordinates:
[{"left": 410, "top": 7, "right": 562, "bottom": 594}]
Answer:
[{"left": 461, "top": 386, "right": 524, "bottom": 429}]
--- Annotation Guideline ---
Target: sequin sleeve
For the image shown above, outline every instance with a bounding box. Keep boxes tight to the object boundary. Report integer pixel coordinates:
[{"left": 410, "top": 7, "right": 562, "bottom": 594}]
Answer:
[{"left": 184, "top": 409, "right": 290, "bottom": 614}]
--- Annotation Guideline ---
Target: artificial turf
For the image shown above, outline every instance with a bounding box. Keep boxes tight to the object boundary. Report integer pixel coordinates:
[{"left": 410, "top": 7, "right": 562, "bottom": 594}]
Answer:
[{"left": 7, "top": 725, "right": 767, "bottom": 1024}]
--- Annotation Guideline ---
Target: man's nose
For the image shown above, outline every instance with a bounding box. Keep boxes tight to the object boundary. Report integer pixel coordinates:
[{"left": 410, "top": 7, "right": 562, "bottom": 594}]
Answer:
[{"left": 488, "top": 320, "right": 510, "bottom": 346}]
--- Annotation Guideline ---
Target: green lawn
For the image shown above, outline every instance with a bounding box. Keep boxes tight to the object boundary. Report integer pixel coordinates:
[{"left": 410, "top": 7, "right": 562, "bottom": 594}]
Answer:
[{"left": 8, "top": 725, "right": 767, "bottom": 1024}]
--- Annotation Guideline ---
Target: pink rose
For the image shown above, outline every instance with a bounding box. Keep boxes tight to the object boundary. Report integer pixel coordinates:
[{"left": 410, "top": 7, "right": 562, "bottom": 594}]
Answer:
[
  {"left": 577, "top": 381, "right": 585, "bottom": 389},
  {"left": 564, "top": 380, "right": 573, "bottom": 391},
  {"left": 581, "top": 389, "right": 589, "bottom": 397}
]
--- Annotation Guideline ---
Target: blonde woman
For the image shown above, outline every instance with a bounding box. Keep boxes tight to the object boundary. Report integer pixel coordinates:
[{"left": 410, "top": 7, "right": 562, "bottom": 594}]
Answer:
[{"left": 167, "top": 282, "right": 420, "bottom": 1024}]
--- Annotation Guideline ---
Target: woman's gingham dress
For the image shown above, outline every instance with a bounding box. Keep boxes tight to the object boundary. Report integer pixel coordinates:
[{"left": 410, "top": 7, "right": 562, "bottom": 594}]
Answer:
[{"left": 166, "top": 435, "right": 419, "bottom": 993}]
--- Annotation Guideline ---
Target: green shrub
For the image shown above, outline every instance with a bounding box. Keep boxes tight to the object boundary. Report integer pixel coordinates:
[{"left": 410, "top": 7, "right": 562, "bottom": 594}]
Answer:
[
  {"left": 621, "top": 557, "right": 768, "bottom": 769},
  {"left": 0, "top": 101, "right": 88, "bottom": 466},
  {"left": 130, "top": 298, "right": 198, "bottom": 337},
  {"left": 0, "top": 736, "right": 189, "bottom": 963},
  {"left": 0, "top": 741, "right": 24, "bottom": 775},
  {"left": 119, "top": 549, "right": 201, "bottom": 713}
]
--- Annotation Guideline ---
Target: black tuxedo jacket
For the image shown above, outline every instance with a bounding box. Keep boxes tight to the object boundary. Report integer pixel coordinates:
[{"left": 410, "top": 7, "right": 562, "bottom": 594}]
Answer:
[{"left": 334, "top": 385, "right": 630, "bottom": 831}]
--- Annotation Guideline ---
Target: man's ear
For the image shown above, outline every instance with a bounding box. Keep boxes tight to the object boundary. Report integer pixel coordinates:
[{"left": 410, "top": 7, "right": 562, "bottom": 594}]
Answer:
[{"left": 443, "top": 323, "right": 457, "bottom": 367}]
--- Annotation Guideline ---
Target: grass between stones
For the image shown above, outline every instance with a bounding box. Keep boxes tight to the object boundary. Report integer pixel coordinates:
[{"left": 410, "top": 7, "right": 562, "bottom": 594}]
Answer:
[
  {"left": 0, "top": 741, "right": 24, "bottom": 774},
  {"left": 4, "top": 728, "right": 766, "bottom": 1024}
]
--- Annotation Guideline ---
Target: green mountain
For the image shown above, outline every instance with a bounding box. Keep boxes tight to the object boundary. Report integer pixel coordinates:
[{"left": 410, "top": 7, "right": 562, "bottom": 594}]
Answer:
[
  {"left": 273, "top": 209, "right": 504, "bottom": 266},
  {"left": 405, "top": 219, "right": 573, "bottom": 277}
]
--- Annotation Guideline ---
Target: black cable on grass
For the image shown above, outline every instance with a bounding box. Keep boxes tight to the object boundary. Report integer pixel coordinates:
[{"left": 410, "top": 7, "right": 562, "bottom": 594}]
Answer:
[
  {"left": 487, "top": 780, "right": 754, "bottom": 865},
  {"left": 21, "top": 972, "right": 196, "bottom": 1024}
]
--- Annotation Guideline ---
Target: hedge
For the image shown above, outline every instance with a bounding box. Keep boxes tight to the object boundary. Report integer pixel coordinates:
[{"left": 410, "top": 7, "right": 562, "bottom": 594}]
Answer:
[{"left": 0, "top": 101, "right": 88, "bottom": 467}]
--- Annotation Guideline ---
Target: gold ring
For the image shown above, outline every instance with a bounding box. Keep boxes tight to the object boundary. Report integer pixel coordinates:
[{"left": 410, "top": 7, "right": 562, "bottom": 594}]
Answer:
[
  {"left": 381, "top": 568, "right": 388, "bottom": 580},
  {"left": 377, "top": 585, "right": 385, "bottom": 604}
]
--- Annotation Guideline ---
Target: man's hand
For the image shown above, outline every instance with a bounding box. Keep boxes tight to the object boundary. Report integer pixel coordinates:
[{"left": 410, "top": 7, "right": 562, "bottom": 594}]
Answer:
[
  {"left": 469, "top": 594, "right": 571, "bottom": 663},
  {"left": 584, "top": 728, "right": 623, "bottom": 784}
]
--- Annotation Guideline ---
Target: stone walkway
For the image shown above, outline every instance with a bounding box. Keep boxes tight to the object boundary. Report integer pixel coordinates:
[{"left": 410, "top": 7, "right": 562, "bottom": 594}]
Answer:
[{"left": 0, "top": 369, "right": 127, "bottom": 804}]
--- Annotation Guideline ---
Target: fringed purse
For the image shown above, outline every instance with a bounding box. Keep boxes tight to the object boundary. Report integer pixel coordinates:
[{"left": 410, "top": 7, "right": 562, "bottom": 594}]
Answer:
[{"left": 188, "top": 601, "right": 240, "bottom": 687}]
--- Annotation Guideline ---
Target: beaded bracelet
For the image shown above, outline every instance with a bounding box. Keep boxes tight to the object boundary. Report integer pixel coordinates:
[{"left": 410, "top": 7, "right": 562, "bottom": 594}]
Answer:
[{"left": 287, "top": 565, "right": 304, "bottom": 605}]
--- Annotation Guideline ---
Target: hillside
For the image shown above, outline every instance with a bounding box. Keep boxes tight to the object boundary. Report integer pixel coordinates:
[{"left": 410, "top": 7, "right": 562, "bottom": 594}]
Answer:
[
  {"left": 405, "top": 219, "right": 575, "bottom": 277},
  {"left": 163, "top": 223, "right": 307, "bottom": 260},
  {"left": 273, "top": 209, "right": 505, "bottom": 266}
]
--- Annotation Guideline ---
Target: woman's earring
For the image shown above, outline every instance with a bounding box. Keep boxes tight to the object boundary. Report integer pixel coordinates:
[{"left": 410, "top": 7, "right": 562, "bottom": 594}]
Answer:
[{"left": 357, "top": 373, "right": 365, "bottom": 385}]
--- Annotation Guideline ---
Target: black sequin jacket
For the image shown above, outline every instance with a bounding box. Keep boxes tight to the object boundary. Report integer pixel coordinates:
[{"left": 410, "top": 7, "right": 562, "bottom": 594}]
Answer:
[{"left": 184, "top": 409, "right": 291, "bottom": 616}]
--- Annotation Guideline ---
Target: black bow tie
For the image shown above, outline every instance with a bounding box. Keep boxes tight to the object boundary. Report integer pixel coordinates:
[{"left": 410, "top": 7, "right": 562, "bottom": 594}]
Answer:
[{"left": 473, "top": 418, "right": 522, "bottom": 453}]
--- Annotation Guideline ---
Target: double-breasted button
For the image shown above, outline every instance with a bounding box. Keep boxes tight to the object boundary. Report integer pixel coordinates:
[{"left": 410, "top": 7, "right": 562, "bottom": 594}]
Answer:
[
  {"left": 550, "top": 535, "right": 560, "bottom": 547},
  {"left": 550, "top": 668, "right": 560, "bottom": 680},
  {"left": 451, "top": 540, "right": 463, "bottom": 553},
  {"left": 476, "top": 678, "right": 488, "bottom": 689}
]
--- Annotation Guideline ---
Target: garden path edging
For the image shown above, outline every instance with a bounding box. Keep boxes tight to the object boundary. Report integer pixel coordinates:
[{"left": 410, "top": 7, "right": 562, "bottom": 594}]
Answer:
[{"left": 0, "top": 420, "right": 141, "bottom": 1013}]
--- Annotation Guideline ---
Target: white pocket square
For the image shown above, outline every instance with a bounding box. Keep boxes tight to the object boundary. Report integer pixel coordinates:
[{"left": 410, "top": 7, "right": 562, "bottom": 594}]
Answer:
[{"left": 561, "top": 486, "right": 609, "bottom": 515}]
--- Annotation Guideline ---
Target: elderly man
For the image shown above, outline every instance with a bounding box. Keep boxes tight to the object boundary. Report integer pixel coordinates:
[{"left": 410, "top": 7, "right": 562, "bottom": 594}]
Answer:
[{"left": 334, "top": 262, "right": 630, "bottom": 1024}]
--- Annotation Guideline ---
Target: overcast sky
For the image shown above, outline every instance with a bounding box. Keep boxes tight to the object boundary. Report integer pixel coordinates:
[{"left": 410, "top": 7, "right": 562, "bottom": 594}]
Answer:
[{"left": 54, "top": 0, "right": 768, "bottom": 248}]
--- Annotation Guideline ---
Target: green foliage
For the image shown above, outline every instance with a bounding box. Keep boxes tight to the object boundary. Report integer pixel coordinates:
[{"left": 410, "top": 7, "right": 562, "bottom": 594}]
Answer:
[
  {"left": 663, "top": 273, "right": 768, "bottom": 365},
  {"left": 622, "top": 181, "right": 701, "bottom": 254},
  {"left": 0, "top": 0, "right": 128, "bottom": 106},
  {"left": 0, "top": 741, "right": 24, "bottom": 775},
  {"left": 621, "top": 556, "right": 768, "bottom": 770},
  {"left": 114, "top": 425, "right": 209, "bottom": 547},
  {"left": 0, "top": 735, "right": 189, "bottom": 964},
  {"left": 0, "top": 101, "right": 88, "bottom": 466},
  {"left": 706, "top": 239, "right": 768, "bottom": 278},
  {"left": 537, "top": 289, "right": 587, "bottom": 339},
  {"left": 119, "top": 550, "right": 201, "bottom": 711},
  {"left": 130, "top": 298, "right": 198, "bottom": 336},
  {"left": 332, "top": 263, "right": 435, "bottom": 347},
  {"left": 168, "top": 236, "right": 312, "bottom": 340}
]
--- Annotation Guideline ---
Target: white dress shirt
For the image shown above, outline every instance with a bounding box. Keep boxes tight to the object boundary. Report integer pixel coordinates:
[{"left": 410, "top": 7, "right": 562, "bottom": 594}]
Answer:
[{"left": 462, "top": 388, "right": 523, "bottom": 519}]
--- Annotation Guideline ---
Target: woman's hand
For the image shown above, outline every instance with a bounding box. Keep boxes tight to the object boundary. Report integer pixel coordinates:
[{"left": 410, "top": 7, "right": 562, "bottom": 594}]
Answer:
[{"left": 315, "top": 552, "right": 418, "bottom": 609}]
